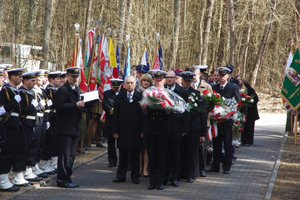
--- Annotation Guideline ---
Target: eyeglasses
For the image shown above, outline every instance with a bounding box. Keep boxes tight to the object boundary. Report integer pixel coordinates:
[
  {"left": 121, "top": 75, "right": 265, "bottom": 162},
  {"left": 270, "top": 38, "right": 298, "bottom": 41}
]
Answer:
[{"left": 165, "top": 77, "right": 175, "bottom": 79}]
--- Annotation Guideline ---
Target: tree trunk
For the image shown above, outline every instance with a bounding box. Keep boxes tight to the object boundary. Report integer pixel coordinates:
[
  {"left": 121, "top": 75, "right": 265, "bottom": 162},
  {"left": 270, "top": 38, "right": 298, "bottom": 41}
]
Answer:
[
  {"left": 198, "top": 0, "right": 206, "bottom": 64},
  {"left": 249, "top": 0, "right": 276, "bottom": 86},
  {"left": 40, "top": 0, "right": 52, "bottom": 69},
  {"left": 118, "top": 0, "right": 126, "bottom": 66},
  {"left": 201, "top": 0, "right": 214, "bottom": 65},
  {"left": 217, "top": 0, "right": 228, "bottom": 67},
  {"left": 82, "top": 0, "right": 92, "bottom": 63},
  {"left": 238, "top": 0, "right": 253, "bottom": 77},
  {"left": 170, "top": 0, "right": 181, "bottom": 70},
  {"left": 228, "top": 0, "right": 235, "bottom": 66},
  {"left": 0, "top": 0, "right": 4, "bottom": 43}
]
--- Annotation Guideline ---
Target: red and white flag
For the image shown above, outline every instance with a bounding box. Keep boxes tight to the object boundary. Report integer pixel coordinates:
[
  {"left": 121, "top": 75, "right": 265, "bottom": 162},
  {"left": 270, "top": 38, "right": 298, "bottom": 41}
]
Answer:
[
  {"left": 152, "top": 48, "right": 160, "bottom": 70},
  {"left": 207, "top": 123, "right": 218, "bottom": 141}
]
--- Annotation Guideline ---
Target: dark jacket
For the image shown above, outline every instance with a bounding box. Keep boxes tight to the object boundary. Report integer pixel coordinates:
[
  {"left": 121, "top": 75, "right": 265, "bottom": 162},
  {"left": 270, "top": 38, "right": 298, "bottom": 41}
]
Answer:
[
  {"left": 112, "top": 90, "right": 143, "bottom": 150},
  {"left": 18, "top": 86, "right": 38, "bottom": 128},
  {"left": 55, "top": 81, "right": 83, "bottom": 136},
  {"left": 213, "top": 82, "right": 241, "bottom": 126},
  {"left": 245, "top": 83, "right": 260, "bottom": 122},
  {"left": 46, "top": 84, "right": 58, "bottom": 120},
  {"left": 186, "top": 87, "right": 207, "bottom": 137},
  {"left": 0, "top": 84, "right": 20, "bottom": 128},
  {"left": 103, "top": 89, "right": 119, "bottom": 127},
  {"left": 164, "top": 84, "right": 189, "bottom": 141}
]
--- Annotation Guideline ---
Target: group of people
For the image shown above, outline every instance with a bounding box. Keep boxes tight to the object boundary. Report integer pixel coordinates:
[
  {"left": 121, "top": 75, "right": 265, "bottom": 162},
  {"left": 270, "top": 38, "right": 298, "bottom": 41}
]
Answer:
[
  {"left": 0, "top": 64, "right": 80, "bottom": 192},
  {"left": 103, "top": 64, "right": 259, "bottom": 190},
  {"left": 0, "top": 62, "right": 259, "bottom": 192}
]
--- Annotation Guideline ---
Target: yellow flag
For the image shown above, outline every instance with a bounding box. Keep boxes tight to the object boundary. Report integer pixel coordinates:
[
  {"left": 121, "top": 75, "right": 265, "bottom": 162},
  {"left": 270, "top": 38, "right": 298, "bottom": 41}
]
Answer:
[{"left": 109, "top": 38, "right": 117, "bottom": 68}]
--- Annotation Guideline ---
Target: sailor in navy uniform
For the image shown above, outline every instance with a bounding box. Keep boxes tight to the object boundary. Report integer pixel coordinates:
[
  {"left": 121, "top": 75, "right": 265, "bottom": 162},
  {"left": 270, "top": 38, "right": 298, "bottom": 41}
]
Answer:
[{"left": 0, "top": 68, "right": 23, "bottom": 192}]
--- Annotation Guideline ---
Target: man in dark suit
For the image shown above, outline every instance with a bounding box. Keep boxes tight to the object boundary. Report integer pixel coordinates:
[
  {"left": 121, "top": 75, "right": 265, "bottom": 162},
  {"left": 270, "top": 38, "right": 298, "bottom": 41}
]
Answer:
[
  {"left": 102, "top": 78, "right": 123, "bottom": 168},
  {"left": 141, "top": 69, "right": 170, "bottom": 190},
  {"left": 179, "top": 71, "right": 207, "bottom": 183},
  {"left": 164, "top": 71, "right": 189, "bottom": 187},
  {"left": 207, "top": 67, "right": 240, "bottom": 174},
  {"left": 112, "top": 76, "right": 143, "bottom": 184},
  {"left": 55, "top": 67, "right": 85, "bottom": 188}
]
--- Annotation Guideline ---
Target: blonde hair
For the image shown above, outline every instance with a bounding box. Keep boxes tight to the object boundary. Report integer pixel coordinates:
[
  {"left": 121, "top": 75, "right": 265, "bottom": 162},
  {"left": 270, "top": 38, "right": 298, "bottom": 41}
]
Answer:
[{"left": 139, "top": 73, "right": 154, "bottom": 88}]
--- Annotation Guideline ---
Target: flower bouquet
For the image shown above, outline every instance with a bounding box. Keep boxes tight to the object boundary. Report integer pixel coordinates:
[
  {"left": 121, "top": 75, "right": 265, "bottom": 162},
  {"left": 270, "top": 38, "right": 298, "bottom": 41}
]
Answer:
[
  {"left": 140, "top": 86, "right": 188, "bottom": 113},
  {"left": 201, "top": 90, "right": 224, "bottom": 112},
  {"left": 232, "top": 111, "right": 244, "bottom": 140},
  {"left": 239, "top": 89, "right": 254, "bottom": 107},
  {"left": 209, "top": 98, "right": 238, "bottom": 124},
  {"left": 187, "top": 93, "right": 202, "bottom": 112}
]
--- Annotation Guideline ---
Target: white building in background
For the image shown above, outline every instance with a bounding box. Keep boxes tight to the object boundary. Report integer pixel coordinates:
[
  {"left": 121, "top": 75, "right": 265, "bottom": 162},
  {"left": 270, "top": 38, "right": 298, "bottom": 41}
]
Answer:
[{"left": 0, "top": 43, "right": 56, "bottom": 71}]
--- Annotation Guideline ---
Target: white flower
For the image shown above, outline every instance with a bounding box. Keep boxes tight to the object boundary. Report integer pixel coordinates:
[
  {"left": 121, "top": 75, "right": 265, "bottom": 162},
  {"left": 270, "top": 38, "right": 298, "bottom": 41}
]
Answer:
[
  {"left": 222, "top": 97, "right": 225, "bottom": 101},
  {"left": 191, "top": 98, "right": 195, "bottom": 102},
  {"left": 240, "top": 89, "right": 245, "bottom": 93},
  {"left": 207, "top": 93, "right": 212, "bottom": 97},
  {"left": 195, "top": 97, "right": 198, "bottom": 100},
  {"left": 242, "top": 98, "right": 246, "bottom": 101},
  {"left": 194, "top": 103, "right": 197, "bottom": 107},
  {"left": 250, "top": 99, "right": 254, "bottom": 103}
]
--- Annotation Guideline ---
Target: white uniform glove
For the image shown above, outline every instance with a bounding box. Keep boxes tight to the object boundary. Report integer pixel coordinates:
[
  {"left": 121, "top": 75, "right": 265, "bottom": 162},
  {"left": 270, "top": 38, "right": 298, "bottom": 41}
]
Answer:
[
  {"left": 31, "top": 99, "right": 39, "bottom": 107},
  {"left": 47, "top": 99, "right": 53, "bottom": 107},
  {"left": 40, "top": 100, "right": 46, "bottom": 107},
  {"left": 46, "top": 122, "right": 50, "bottom": 129},
  {"left": 0, "top": 107, "right": 6, "bottom": 116},
  {"left": 14, "top": 95, "right": 21, "bottom": 103}
]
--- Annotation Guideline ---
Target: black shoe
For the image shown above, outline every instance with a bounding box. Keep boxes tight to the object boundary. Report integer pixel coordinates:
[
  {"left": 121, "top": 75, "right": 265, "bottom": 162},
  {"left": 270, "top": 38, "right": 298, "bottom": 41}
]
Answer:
[
  {"left": 187, "top": 178, "right": 194, "bottom": 183},
  {"left": 113, "top": 163, "right": 117, "bottom": 167},
  {"left": 27, "top": 182, "right": 34, "bottom": 185},
  {"left": 171, "top": 180, "right": 179, "bottom": 187},
  {"left": 26, "top": 177, "right": 42, "bottom": 182},
  {"left": 96, "top": 143, "right": 106, "bottom": 148},
  {"left": 68, "top": 178, "right": 72, "bottom": 183},
  {"left": 200, "top": 170, "right": 206, "bottom": 177},
  {"left": 112, "top": 179, "right": 125, "bottom": 183},
  {"left": 37, "top": 172, "right": 48, "bottom": 178},
  {"left": 206, "top": 168, "right": 219, "bottom": 173},
  {"left": 0, "top": 185, "right": 20, "bottom": 192},
  {"left": 14, "top": 183, "right": 30, "bottom": 187},
  {"left": 157, "top": 184, "right": 164, "bottom": 190},
  {"left": 148, "top": 185, "right": 156, "bottom": 190},
  {"left": 143, "top": 174, "right": 149, "bottom": 178},
  {"left": 132, "top": 180, "right": 140, "bottom": 184},
  {"left": 245, "top": 144, "right": 250, "bottom": 147},
  {"left": 223, "top": 170, "right": 230, "bottom": 174},
  {"left": 108, "top": 164, "right": 113, "bottom": 168},
  {"left": 57, "top": 181, "right": 79, "bottom": 188}
]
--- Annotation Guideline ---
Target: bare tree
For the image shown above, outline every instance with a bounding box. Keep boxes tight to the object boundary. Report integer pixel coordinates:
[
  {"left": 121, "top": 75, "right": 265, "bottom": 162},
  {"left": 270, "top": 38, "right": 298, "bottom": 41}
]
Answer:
[
  {"left": 83, "top": 0, "right": 92, "bottom": 63},
  {"left": 217, "top": 0, "right": 228, "bottom": 67},
  {"left": 40, "top": 0, "right": 52, "bottom": 69},
  {"left": 249, "top": 0, "right": 276, "bottom": 86},
  {"left": 170, "top": 0, "right": 181, "bottom": 69},
  {"left": 201, "top": 0, "right": 215, "bottom": 65},
  {"left": 228, "top": 0, "right": 235, "bottom": 66}
]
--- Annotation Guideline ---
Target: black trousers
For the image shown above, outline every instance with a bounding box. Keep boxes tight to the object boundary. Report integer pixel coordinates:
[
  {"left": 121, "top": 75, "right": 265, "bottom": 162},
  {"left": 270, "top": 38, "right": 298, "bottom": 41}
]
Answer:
[
  {"left": 106, "top": 126, "right": 117, "bottom": 165},
  {"left": 211, "top": 126, "right": 232, "bottom": 171},
  {"left": 145, "top": 133, "right": 168, "bottom": 186},
  {"left": 36, "top": 122, "right": 47, "bottom": 162},
  {"left": 40, "top": 118, "right": 58, "bottom": 160},
  {"left": 165, "top": 140, "right": 181, "bottom": 181},
  {"left": 57, "top": 135, "right": 78, "bottom": 183},
  {"left": 243, "top": 121, "right": 255, "bottom": 145},
  {"left": 13, "top": 126, "right": 34, "bottom": 171},
  {"left": 116, "top": 148, "right": 140, "bottom": 181},
  {"left": 0, "top": 126, "right": 19, "bottom": 174},
  {"left": 26, "top": 126, "right": 39, "bottom": 167}
]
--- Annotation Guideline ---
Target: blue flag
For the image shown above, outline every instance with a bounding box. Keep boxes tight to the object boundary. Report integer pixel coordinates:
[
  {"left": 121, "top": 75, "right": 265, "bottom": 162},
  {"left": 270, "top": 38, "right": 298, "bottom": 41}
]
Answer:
[
  {"left": 159, "top": 45, "right": 163, "bottom": 70},
  {"left": 116, "top": 45, "right": 120, "bottom": 75},
  {"left": 123, "top": 44, "right": 130, "bottom": 82}
]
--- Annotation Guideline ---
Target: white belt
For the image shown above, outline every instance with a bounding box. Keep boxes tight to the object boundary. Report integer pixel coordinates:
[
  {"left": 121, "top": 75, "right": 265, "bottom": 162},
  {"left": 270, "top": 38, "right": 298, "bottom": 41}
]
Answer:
[
  {"left": 26, "top": 116, "right": 36, "bottom": 120},
  {"left": 44, "top": 109, "right": 51, "bottom": 113},
  {"left": 37, "top": 113, "right": 44, "bottom": 117},
  {"left": 11, "top": 112, "right": 19, "bottom": 117}
]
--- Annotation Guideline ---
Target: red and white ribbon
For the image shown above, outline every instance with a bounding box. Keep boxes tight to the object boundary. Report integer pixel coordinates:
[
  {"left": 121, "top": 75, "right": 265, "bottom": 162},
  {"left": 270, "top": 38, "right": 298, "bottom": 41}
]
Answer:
[{"left": 207, "top": 122, "right": 218, "bottom": 141}]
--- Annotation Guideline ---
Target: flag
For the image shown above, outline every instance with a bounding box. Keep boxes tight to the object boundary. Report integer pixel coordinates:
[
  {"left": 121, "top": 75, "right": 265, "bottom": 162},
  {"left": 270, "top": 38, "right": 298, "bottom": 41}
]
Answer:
[
  {"left": 108, "top": 38, "right": 117, "bottom": 68},
  {"left": 88, "top": 34, "right": 100, "bottom": 91},
  {"left": 115, "top": 45, "right": 120, "bottom": 78},
  {"left": 123, "top": 44, "right": 130, "bottom": 81},
  {"left": 284, "top": 52, "right": 293, "bottom": 76},
  {"left": 281, "top": 48, "right": 300, "bottom": 110},
  {"left": 84, "top": 30, "right": 94, "bottom": 79},
  {"left": 159, "top": 44, "right": 163, "bottom": 70},
  {"left": 152, "top": 47, "right": 160, "bottom": 70},
  {"left": 141, "top": 49, "right": 150, "bottom": 68},
  {"left": 76, "top": 36, "right": 87, "bottom": 92}
]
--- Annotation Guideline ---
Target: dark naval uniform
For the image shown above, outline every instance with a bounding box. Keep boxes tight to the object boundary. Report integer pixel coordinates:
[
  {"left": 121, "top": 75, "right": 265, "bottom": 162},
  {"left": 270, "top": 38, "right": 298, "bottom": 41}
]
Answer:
[
  {"left": 164, "top": 84, "right": 189, "bottom": 185},
  {"left": 55, "top": 68, "right": 83, "bottom": 188}
]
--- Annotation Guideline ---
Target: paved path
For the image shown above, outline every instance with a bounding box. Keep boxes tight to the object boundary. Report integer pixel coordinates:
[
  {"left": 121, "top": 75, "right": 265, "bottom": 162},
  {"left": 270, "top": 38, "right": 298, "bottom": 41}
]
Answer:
[{"left": 6, "top": 113, "right": 286, "bottom": 200}]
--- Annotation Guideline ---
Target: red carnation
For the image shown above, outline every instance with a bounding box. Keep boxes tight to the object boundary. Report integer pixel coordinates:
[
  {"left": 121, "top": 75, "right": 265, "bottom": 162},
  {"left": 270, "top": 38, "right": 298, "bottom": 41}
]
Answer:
[
  {"left": 239, "top": 127, "right": 243, "bottom": 132},
  {"left": 203, "top": 90, "right": 208, "bottom": 95}
]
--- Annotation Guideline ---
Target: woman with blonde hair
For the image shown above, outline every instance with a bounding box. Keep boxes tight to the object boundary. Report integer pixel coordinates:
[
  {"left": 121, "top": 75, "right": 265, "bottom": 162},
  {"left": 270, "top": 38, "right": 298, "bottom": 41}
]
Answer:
[{"left": 138, "top": 73, "right": 153, "bottom": 177}]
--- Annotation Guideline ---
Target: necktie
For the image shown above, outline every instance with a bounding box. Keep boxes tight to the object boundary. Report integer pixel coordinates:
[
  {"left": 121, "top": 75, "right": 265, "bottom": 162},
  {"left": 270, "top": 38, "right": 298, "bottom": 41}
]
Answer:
[
  {"left": 128, "top": 93, "right": 132, "bottom": 102},
  {"left": 220, "top": 86, "right": 223, "bottom": 90}
]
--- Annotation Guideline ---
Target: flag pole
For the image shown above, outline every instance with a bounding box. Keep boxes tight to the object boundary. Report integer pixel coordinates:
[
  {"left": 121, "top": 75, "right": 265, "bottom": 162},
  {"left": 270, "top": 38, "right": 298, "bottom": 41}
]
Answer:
[
  {"left": 295, "top": 21, "right": 300, "bottom": 145},
  {"left": 74, "top": 23, "right": 80, "bottom": 66},
  {"left": 153, "top": 33, "right": 159, "bottom": 69}
]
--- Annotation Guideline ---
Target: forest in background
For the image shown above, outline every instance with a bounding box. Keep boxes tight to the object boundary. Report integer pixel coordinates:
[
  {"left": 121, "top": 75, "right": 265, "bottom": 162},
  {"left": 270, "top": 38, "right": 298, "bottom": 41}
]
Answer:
[{"left": 0, "top": 0, "right": 299, "bottom": 94}]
